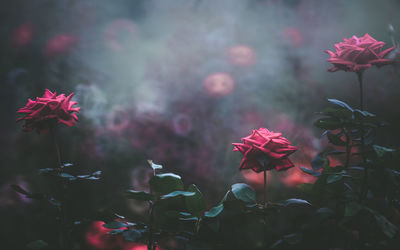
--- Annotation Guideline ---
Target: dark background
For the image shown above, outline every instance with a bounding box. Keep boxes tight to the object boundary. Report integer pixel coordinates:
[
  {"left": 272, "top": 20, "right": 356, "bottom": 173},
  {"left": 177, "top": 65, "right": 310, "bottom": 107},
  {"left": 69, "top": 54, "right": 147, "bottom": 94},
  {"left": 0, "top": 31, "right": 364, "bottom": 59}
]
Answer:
[{"left": 1, "top": 0, "right": 399, "bottom": 249}]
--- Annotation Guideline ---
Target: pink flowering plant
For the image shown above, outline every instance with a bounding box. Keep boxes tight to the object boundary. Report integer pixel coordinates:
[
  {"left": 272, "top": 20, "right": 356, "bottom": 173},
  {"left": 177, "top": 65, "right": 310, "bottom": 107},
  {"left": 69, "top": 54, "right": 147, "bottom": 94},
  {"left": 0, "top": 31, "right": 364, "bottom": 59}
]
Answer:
[{"left": 11, "top": 34, "right": 400, "bottom": 250}]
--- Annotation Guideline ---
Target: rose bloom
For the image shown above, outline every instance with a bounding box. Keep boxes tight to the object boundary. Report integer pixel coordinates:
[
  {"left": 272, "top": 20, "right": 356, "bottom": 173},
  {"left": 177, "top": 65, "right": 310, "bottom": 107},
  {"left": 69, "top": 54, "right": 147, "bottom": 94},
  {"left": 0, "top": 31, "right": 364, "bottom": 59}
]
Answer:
[
  {"left": 17, "top": 89, "right": 80, "bottom": 133},
  {"left": 232, "top": 128, "right": 297, "bottom": 173},
  {"left": 325, "top": 33, "right": 395, "bottom": 72}
]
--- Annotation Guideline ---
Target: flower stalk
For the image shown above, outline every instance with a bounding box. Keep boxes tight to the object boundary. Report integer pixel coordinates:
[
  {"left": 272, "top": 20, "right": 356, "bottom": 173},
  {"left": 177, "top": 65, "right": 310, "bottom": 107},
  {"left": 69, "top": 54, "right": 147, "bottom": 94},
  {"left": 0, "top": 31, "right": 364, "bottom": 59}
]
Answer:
[{"left": 356, "top": 72, "right": 368, "bottom": 203}]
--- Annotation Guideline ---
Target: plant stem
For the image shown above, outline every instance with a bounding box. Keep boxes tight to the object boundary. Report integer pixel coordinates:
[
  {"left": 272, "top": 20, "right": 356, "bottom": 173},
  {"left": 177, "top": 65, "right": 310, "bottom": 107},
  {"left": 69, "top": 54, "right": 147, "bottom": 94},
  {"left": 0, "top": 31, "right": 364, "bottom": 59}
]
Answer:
[
  {"left": 344, "top": 129, "right": 351, "bottom": 168},
  {"left": 357, "top": 72, "right": 368, "bottom": 203},
  {"left": 50, "top": 126, "right": 66, "bottom": 250},
  {"left": 357, "top": 72, "right": 364, "bottom": 111},
  {"left": 263, "top": 170, "right": 267, "bottom": 207},
  {"left": 50, "top": 126, "right": 62, "bottom": 169},
  {"left": 148, "top": 202, "right": 155, "bottom": 250}
]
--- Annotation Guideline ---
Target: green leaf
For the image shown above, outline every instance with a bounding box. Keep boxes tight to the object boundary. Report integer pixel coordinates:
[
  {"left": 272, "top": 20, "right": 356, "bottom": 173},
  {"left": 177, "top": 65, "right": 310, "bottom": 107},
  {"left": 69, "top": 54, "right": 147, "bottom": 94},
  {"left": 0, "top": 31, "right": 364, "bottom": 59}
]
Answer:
[
  {"left": 161, "top": 191, "right": 195, "bottom": 199},
  {"left": 322, "top": 107, "right": 353, "bottom": 119},
  {"left": 38, "top": 168, "right": 56, "bottom": 175},
  {"left": 48, "top": 197, "right": 61, "bottom": 207},
  {"left": 373, "top": 145, "right": 396, "bottom": 158},
  {"left": 149, "top": 173, "right": 184, "bottom": 194},
  {"left": 314, "top": 117, "right": 342, "bottom": 130},
  {"left": 147, "top": 160, "right": 163, "bottom": 170},
  {"left": 92, "top": 171, "right": 102, "bottom": 176},
  {"left": 11, "top": 184, "right": 30, "bottom": 196},
  {"left": 103, "top": 221, "right": 129, "bottom": 229},
  {"left": 311, "top": 152, "right": 329, "bottom": 170},
  {"left": 277, "top": 199, "right": 311, "bottom": 206},
  {"left": 345, "top": 202, "right": 398, "bottom": 238},
  {"left": 204, "top": 204, "right": 224, "bottom": 218},
  {"left": 58, "top": 173, "right": 76, "bottom": 181},
  {"left": 231, "top": 183, "right": 256, "bottom": 203},
  {"left": 372, "top": 211, "right": 398, "bottom": 238},
  {"left": 126, "top": 190, "right": 154, "bottom": 201},
  {"left": 327, "top": 99, "right": 353, "bottom": 112},
  {"left": 316, "top": 207, "right": 335, "bottom": 219},
  {"left": 327, "top": 174, "right": 343, "bottom": 184},
  {"left": 123, "top": 229, "right": 142, "bottom": 242},
  {"left": 327, "top": 170, "right": 347, "bottom": 184},
  {"left": 26, "top": 240, "right": 48, "bottom": 249},
  {"left": 108, "top": 229, "right": 124, "bottom": 235},
  {"left": 327, "top": 132, "right": 346, "bottom": 146},
  {"left": 185, "top": 184, "right": 206, "bottom": 216},
  {"left": 344, "top": 202, "right": 363, "bottom": 217},
  {"left": 299, "top": 166, "right": 321, "bottom": 177},
  {"left": 62, "top": 163, "right": 73, "bottom": 168},
  {"left": 326, "top": 150, "right": 345, "bottom": 155}
]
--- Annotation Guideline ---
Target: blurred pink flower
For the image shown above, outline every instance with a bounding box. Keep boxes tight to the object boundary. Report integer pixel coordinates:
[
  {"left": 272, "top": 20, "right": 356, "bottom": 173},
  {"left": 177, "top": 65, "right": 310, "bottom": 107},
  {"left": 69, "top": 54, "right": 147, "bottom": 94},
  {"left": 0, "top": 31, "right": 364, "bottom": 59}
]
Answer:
[
  {"left": 104, "top": 19, "right": 137, "bottom": 51},
  {"left": 227, "top": 45, "right": 256, "bottom": 66},
  {"left": 203, "top": 73, "right": 235, "bottom": 97},
  {"left": 44, "top": 34, "right": 76, "bottom": 58},
  {"left": 11, "top": 22, "right": 34, "bottom": 48},
  {"left": 283, "top": 27, "right": 304, "bottom": 47},
  {"left": 325, "top": 33, "right": 395, "bottom": 72}
]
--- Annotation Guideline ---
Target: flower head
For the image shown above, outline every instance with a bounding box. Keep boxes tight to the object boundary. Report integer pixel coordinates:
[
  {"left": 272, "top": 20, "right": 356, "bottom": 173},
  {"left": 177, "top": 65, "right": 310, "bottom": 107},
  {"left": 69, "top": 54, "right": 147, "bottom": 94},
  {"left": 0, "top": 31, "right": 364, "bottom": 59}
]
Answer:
[
  {"left": 325, "top": 33, "right": 395, "bottom": 72},
  {"left": 17, "top": 89, "right": 80, "bottom": 133},
  {"left": 232, "top": 128, "right": 297, "bottom": 173}
]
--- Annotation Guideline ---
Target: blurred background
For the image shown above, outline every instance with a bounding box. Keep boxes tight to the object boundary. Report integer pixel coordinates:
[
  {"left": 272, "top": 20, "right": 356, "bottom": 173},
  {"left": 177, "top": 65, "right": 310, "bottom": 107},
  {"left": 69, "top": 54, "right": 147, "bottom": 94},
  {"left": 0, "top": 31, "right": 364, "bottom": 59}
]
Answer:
[{"left": 1, "top": 0, "right": 400, "bottom": 249}]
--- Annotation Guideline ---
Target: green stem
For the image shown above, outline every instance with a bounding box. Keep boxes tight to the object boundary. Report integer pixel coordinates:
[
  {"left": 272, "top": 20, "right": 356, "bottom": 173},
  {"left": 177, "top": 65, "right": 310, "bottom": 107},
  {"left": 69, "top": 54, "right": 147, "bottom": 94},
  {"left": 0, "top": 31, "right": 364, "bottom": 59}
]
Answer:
[
  {"left": 50, "top": 126, "right": 67, "bottom": 250},
  {"left": 263, "top": 170, "right": 267, "bottom": 207},
  {"left": 357, "top": 72, "right": 368, "bottom": 203},
  {"left": 344, "top": 129, "right": 351, "bottom": 168},
  {"left": 148, "top": 202, "right": 155, "bottom": 250}
]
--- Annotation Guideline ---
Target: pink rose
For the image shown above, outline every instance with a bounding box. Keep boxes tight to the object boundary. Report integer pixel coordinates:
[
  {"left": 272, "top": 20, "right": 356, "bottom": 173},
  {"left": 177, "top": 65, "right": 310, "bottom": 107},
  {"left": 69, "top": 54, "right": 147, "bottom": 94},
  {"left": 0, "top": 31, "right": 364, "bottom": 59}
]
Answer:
[
  {"left": 17, "top": 89, "right": 80, "bottom": 133},
  {"left": 325, "top": 33, "right": 395, "bottom": 72},
  {"left": 232, "top": 128, "right": 297, "bottom": 173}
]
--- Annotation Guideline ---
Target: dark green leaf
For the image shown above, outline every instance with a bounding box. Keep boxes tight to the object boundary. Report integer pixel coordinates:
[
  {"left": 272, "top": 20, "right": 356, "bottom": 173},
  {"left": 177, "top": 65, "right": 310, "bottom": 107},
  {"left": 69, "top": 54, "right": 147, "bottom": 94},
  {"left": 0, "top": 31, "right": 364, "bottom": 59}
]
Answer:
[
  {"left": 327, "top": 132, "right": 346, "bottom": 146},
  {"left": 277, "top": 199, "right": 311, "bottom": 206},
  {"left": 92, "top": 171, "right": 102, "bottom": 176},
  {"left": 185, "top": 184, "right": 206, "bottom": 216},
  {"left": 48, "top": 197, "right": 61, "bottom": 207},
  {"left": 58, "top": 173, "right": 76, "bottom": 181},
  {"left": 103, "top": 221, "right": 129, "bottom": 229},
  {"left": 149, "top": 173, "right": 184, "bottom": 194},
  {"left": 373, "top": 145, "right": 395, "bottom": 158},
  {"left": 283, "top": 233, "right": 303, "bottom": 244},
  {"left": 344, "top": 202, "right": 363, "bottom": 217},
  {"left": 311, "top": 152, "right": 329, "bottom": 170},
  {"left": 316, "top": 207, "right": 335, "bottom": 219},
  {"left": 62, "top": 163, "right": 73, "bottom": 168},
  {"left": 372, "top": 212, "right": 398, "bottom": 238},
  {"left": 327, "top": 174, "right": 343, "bottom": 184},
  {"left": 123, "top": 229, "right": 142, "bottom": 242},
  {"left": 108, "top": 229, "right": 124, "bottom": 235},
  {"left": 26, "top": 240, "right": 48, "bottom": 249},
  {"left": 231, "top": 183, "right": 256, "bottom": 203},
  {"left": 38, "top": 168, "right": 55, "bottom": 175},
  {"left": 11, "top": 184, "right": 30, "bottom": 195},
  {"left": 126, "top": 190, "right": 154, "bottom": 201},
  {"left": 204, "top": 204, "right": 224, "bottom": 218},
  {"left": 161, "top": 191, "right": 195, "bottom": 199},
  {"left": 326, "top": 150, "right": 345, "bottom": 155},
  {"left": 322, "top": 107, "right": 353, "bottom": 118},
  {"left": 147, "top": 160, "right": 163, "bottom": 170},
  {"left": 299, "top": 167, "right": 321, "bottom": 177},
  {"left": 327, "top": 99, "right": 353, "bottom": 112},
  {"left": 314, "top": 117, "right": 342, "bottom": 130}
]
